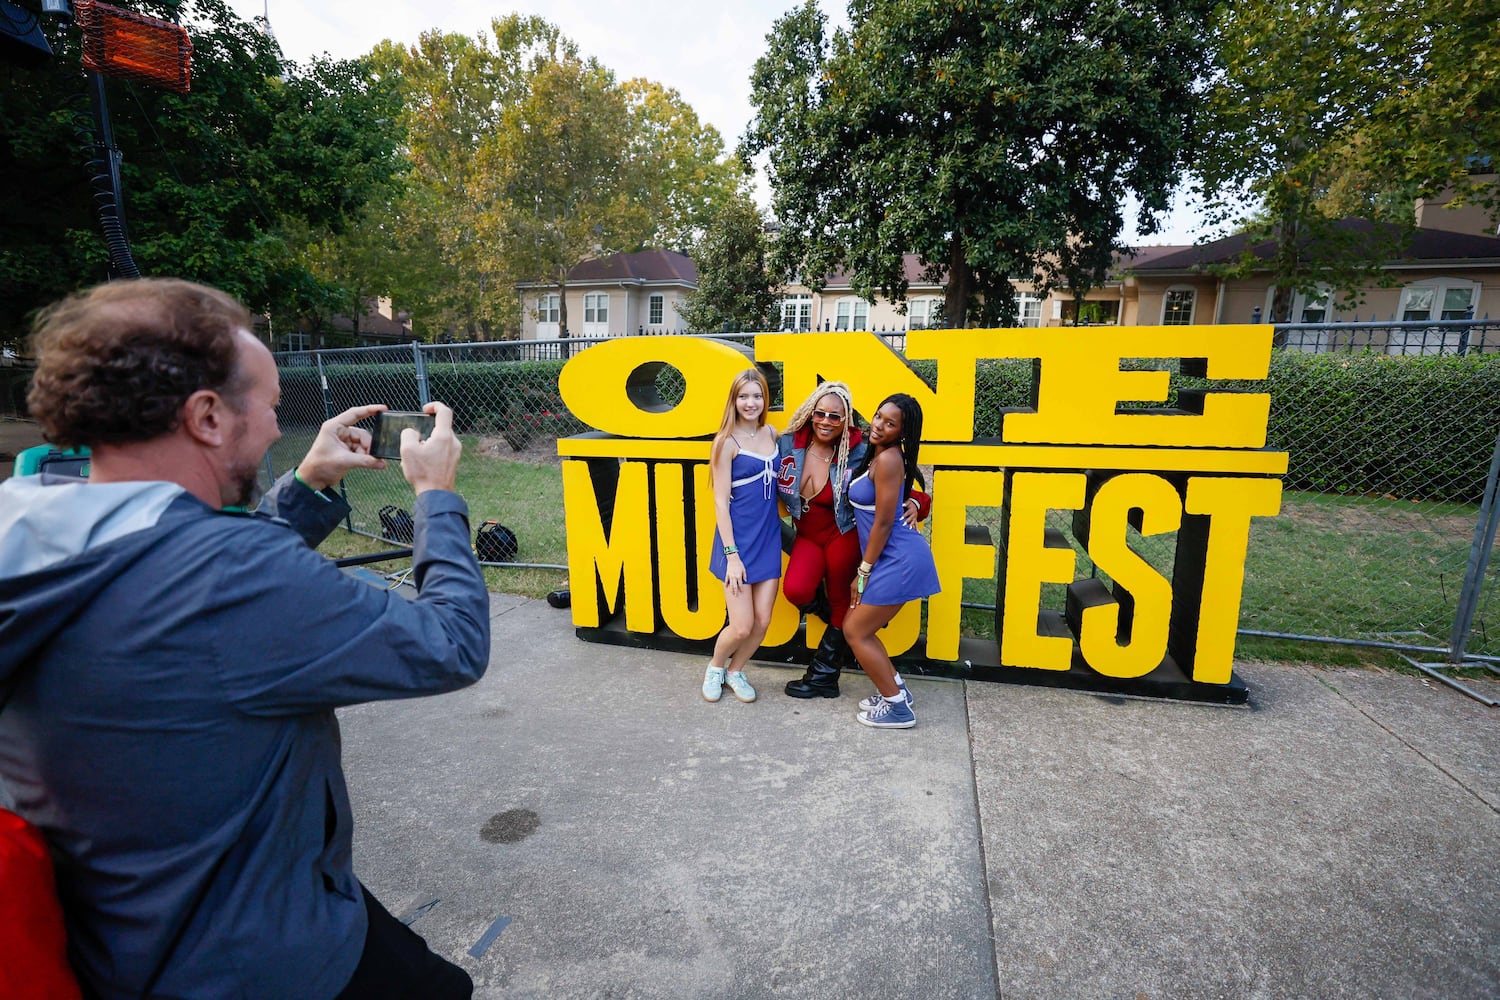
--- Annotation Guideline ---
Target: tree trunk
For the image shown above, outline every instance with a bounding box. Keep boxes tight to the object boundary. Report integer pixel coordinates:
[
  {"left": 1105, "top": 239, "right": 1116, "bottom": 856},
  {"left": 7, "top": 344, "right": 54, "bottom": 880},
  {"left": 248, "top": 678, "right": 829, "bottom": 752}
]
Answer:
[
  {"left": 1270, "top": 211, "right": 1300, "bottom": 325},
  {"left": 944, "top": 237, "right": 975, "bottom": 327},
  {"left": 556, "top": 267, "right": 572, "bottom": 358}
]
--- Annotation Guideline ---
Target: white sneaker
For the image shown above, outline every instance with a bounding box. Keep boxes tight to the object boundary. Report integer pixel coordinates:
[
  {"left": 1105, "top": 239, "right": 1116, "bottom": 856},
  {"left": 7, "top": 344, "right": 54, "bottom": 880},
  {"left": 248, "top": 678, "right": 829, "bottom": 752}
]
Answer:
[
  {"left": 858, "top": 682, "right": 912, "bottom": 712},
  {"left": 857, "top": 696, "right": 916, "bottom": 729},
  {"left": 702, "top": 666, "right": 726, "bottom": 702},
  {"left": 725, "top": 671, "right": 757, "bottom": 703}
]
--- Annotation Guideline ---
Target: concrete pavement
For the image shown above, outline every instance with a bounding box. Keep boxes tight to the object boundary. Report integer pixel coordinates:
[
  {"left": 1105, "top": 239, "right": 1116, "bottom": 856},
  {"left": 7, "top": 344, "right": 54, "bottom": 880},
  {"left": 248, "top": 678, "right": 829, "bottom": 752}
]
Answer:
[{"left": 340, "top": 593, "right": 1500, "bottom": 999}]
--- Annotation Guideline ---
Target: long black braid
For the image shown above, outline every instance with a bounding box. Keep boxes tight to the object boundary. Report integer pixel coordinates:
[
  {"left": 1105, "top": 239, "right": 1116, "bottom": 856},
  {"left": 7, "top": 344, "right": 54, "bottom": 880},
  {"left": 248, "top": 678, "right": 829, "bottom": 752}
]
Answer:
[{"left": 854, "top": 393, "right": 925, "bottom": 499}]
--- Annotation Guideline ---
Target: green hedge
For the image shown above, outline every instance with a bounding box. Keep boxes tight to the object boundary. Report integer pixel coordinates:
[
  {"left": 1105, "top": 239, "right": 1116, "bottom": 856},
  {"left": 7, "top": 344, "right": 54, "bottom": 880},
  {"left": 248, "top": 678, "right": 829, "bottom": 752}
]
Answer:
[
  {"left": 1254, "top": 352, "right": 1500, "bottom": 503},
  {"left": 279, "top": 359, "right": 590, "bottom": 452},
  {"left": 952, "top": 351, "right": 1500, "bottom": 504}
]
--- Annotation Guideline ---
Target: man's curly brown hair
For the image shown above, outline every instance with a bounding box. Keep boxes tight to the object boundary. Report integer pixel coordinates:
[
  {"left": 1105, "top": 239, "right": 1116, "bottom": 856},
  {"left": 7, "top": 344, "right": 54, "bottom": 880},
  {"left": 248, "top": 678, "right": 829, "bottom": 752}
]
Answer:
[{"left": 28, "top": 278, "right": 254, "bottom": 450}]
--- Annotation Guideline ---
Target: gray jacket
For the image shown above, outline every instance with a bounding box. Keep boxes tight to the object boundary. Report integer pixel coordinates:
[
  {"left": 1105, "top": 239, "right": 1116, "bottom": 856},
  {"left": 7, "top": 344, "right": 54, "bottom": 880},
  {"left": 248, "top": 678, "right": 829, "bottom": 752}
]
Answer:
[{"left": 0, "top": 470, "right": 490, "bottom": 1000}]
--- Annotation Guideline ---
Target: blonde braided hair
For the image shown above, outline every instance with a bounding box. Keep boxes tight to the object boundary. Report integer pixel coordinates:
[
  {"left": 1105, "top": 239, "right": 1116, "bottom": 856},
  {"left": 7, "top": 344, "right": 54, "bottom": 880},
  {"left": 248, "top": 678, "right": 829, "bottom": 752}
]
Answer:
[{"left": 785, "top": 381, "right": 855, "bottom": 507}]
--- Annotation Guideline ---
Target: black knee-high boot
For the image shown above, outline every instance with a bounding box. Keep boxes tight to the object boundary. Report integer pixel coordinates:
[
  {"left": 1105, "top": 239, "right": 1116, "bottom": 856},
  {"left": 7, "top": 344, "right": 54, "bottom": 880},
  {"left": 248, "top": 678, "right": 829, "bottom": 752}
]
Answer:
[
  {"left": 784, "top": 626, "right": 846, "bottom": 699},
  {"left": 796, "top": 584, "right": 832, "bottom": 626}
]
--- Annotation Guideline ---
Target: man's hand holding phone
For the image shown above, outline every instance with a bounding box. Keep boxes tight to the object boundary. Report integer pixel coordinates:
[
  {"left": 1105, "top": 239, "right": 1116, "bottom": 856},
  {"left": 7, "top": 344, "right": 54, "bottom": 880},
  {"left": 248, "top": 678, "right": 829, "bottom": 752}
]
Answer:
[
  {"left": 297, "top": 404, "right": 389, "bottom": 491},
  {"left": 398, "top": 402, "right": 462, "bottom": 494}
]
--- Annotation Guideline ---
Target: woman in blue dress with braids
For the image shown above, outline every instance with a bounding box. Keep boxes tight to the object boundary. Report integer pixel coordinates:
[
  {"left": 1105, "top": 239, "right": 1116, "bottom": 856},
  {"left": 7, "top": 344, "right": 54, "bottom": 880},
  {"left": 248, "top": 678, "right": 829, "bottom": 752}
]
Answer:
[
  {"left": 844, "top": 393, "right": 940, "bottom": 729},
  {"left": 702, "top": 368, "right": 781, "bottom": 704}
]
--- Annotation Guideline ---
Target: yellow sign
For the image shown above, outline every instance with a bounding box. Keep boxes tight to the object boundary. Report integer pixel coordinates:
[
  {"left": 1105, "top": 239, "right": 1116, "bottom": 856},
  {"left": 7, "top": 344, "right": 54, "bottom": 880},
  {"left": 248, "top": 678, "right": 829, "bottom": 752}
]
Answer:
[{"left": 557, "top": 327, "right": 1286, "bottom": 691}]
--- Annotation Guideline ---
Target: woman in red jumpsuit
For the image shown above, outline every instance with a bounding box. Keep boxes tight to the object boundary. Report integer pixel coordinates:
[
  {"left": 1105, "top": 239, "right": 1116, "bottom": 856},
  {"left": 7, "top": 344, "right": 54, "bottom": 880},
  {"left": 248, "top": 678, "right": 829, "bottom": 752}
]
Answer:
[{"left": 774, "top": 381, "right": 927, "bottom": 698}]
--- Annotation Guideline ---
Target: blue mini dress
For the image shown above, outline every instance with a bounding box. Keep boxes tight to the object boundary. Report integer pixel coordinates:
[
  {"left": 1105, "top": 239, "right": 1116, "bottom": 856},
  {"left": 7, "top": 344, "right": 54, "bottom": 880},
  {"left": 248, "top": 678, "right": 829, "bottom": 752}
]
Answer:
[
  {"left": 709, "top": 447, "right": 783, "bottom": 585},
  {"left": 848, "top": 471, "right": 940, "bottom": 606}
]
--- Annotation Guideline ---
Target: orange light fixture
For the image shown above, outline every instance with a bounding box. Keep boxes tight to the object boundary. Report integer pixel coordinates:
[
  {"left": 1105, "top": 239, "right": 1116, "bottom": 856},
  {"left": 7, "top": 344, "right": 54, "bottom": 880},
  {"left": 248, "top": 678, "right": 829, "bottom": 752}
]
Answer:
[{"left": 75, "top": 0, "right": 192, "bottom": 93}]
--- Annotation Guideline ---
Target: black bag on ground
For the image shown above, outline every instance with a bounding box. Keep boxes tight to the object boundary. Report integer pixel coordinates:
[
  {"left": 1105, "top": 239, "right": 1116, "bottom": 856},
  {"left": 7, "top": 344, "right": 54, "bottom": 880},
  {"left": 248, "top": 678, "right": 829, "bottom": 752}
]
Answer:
[
  {"left": 475, "top": 520, "right": 518, "bottom": 563},
  {"left": 379, "top": 504, "right": 414, "bottom": 544}
]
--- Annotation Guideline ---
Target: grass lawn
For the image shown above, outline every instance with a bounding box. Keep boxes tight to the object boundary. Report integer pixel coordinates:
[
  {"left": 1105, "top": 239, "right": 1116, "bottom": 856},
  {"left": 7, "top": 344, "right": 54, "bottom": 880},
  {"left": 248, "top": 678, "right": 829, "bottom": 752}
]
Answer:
[
  {"left": 268, "top": 430, "right": 569, "bottom": 598},
  {"left": 955, "top": 488, "right": 1493, "bottom": 669}
]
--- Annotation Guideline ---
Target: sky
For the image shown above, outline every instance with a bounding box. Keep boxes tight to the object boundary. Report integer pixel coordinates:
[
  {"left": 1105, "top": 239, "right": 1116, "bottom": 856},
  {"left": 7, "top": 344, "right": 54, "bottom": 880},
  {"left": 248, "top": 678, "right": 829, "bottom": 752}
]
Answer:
[{"left": 227, "top": 0, "right": 1213, "bottom": 246}]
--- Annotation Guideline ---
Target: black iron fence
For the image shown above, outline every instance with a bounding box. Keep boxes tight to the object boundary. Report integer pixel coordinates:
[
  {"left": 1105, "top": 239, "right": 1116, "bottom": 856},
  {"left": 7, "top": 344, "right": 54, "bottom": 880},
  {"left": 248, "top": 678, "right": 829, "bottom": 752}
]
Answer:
[{"left": 1276, "top": 318, "right": 1500, "bottom": 356}]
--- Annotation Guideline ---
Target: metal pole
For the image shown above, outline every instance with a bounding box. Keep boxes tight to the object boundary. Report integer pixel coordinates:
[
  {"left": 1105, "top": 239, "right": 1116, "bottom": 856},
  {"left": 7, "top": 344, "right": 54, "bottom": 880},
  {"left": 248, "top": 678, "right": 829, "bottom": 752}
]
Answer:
[
  {"left": 412, "top": 341, "right": 431, "bottom": 406},
  {"left": 314, "top": 350, "right": 354, "bottom": 531},
  {"left": 1448, "top": 421, "right": 1500, "bottom": 663},
  {"left": 85, "top": 70, "right": 141, "bottom": 279}
]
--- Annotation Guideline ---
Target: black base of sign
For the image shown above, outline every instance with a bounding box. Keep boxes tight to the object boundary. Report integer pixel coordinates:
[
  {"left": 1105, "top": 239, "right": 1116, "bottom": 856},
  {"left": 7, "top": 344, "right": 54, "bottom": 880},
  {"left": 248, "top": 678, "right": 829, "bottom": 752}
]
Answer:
[{"left": 574, "top": 620, "right": 1249, "bottom": 706}]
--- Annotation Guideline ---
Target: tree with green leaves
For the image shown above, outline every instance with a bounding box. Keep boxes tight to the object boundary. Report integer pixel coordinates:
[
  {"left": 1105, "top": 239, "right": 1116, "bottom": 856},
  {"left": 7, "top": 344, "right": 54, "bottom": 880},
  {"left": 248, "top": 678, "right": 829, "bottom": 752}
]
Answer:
[
  {"left": 1195, "top": 0, "right": 1500, "bottom": 321},
  {"left": 478, "top": 59, "right": 742, "bottom": 337},
  {"left": 679, "top": 190, "right": 778, "bottom": 332},
  {"left": 478, "top": 53, "right": 637, "bottom": 339},
  {"left": 0, "top": 0, "right": 404, "bottom": 342},
  {"left": 365, "top": 19, "right": 576, "bottom": 339},
  {"left": 370, "top": 18, "right": 740, "bottom": 340},
  {"left": 622, "top": 78, "right": 744, "bottom": 254},
  {"left": 740, "top": 0, "right": 1213, "bottom": 327}
]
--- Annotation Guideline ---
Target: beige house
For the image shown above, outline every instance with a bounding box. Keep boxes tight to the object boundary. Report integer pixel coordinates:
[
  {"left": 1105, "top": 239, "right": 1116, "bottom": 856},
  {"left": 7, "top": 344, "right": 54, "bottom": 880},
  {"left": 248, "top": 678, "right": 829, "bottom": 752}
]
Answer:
[
  {"left": 1120, "top": 219, "right": 1500, "bottom": 330},
  {"left": 269, "top": 297, "right": 414, "bottom": 352},
  {"left": 776, "top": 198, "right": 1500, "bottom": 348},
  {"left": 517, "top": 250, "right": 698, "bottom": 340},
  {"left": 517, "top": 180, "right": 1499, "bottom": 352},
  {"left": 775, "top": 256, "right": 950, "bottom": 332}
]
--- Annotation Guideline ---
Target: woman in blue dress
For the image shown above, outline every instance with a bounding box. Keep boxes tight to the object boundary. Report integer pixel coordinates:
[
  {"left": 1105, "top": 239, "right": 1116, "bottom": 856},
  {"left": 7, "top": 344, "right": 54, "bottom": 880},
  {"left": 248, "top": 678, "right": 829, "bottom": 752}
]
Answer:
[
  {"left": 702, "top": 368, "right": 781, "bottom": 704},
  {"left": 844, "top": 393, "right": 940, "bottom": 728}
]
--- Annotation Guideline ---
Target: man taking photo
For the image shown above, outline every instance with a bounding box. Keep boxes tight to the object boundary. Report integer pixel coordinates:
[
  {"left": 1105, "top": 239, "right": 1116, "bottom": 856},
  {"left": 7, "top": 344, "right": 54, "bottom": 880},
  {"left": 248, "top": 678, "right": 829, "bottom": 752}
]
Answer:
[{"left": 0, "top": 278, "right": 489, "bottom": 998}]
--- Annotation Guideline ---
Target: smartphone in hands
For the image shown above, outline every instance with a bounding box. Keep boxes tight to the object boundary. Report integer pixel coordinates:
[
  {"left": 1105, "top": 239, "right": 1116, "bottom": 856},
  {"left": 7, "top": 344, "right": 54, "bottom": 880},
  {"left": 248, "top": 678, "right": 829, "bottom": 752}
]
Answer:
[{"left": 371, "top": 411, "right": 435, "bottom": 460}]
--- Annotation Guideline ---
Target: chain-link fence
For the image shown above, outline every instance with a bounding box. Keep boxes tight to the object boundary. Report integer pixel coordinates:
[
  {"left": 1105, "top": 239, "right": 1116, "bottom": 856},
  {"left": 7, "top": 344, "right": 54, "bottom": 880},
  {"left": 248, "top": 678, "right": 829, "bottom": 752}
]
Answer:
[
  {"left": 262, "top": 326, "right": 1500, "bottom": 670},
  {"left": 1252, "top": 324, "right": 1500, "bottom": 678}
]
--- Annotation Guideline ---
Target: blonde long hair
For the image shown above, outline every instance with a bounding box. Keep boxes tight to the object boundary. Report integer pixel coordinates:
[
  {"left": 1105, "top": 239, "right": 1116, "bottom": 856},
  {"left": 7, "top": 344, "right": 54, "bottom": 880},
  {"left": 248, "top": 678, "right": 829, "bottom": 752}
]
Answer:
[
  {"left": 784, "top": 380, "right": 855, "bottom": 506},
  {"left": 710, "top": 368, "right": 772, "bottom": 476}
]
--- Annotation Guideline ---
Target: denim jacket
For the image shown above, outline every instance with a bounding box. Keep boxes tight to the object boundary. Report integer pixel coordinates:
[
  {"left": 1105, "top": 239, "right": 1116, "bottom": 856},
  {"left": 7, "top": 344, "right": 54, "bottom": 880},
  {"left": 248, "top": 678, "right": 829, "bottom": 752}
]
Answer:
[
  {"left": 775, "top": 426, "right": 933, "bottom": 534},
  {"left": 776, "top": 425, "right": 867, "bottom": 534}
]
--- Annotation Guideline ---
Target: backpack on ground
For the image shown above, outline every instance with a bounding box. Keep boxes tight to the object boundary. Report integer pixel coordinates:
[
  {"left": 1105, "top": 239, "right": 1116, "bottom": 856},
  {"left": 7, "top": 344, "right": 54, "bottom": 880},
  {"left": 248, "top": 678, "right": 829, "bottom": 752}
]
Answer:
[
  {"left": 475, "top": 520, "right": 518, "bottom": 563},
  {"left": 379, "top": 505, "right": 414, "bottom": 544}
]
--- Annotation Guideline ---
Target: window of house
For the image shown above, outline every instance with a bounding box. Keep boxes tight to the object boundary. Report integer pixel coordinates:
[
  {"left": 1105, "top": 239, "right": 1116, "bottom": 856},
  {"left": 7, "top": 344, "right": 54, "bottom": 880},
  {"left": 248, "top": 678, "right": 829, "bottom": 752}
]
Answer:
[
  {"left": 1162, "top": 288, "right": 1195, "bottom": 325},
  {"left": 1265, "top": 285, "right": 1337, "bottom": 324},
  {"left": 908, "top": 297, "right": 944, "bottom": 330},
  {"left": 1061, "top": 300, "right": 1121, "bottom": 325},
  {"left": 1401, "top": 287, "right": 1435, "bottom": 321},
  {"left": 778, "top": 295, "right": 812, "bottom": 331},
  {"left": 582, "top": 293, "right": 610, "bottom": 336},
  {"left": 281, "top": 332, "right": 309, "bottom": 352},
  {"left": 648, "top": 294, "right": 664, "bottom": 326},
  {"left": 1399, "top": 278, "right": 1479, "bottom": 321},
  {"left": 1296, "top": 289, "right": 1330, "bottom": 323},
  {"left": 834, "top": 298, "right": 869, "bottom": 331},
  {"left": 584, "top": 293, "right": 608, "bottom": 325},
  {"left": 538, "top": 294, "right": 559, "bottom": 324},
  {"left": 1014, "top": 292, "right": 1041, "bottom": 327}
]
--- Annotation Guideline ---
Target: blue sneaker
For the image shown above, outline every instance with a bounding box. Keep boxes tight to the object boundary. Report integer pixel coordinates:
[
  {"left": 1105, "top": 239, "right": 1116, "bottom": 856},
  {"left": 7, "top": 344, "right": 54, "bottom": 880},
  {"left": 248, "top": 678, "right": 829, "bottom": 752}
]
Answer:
[
  {"left": 857, "top": 696, "right": 916, "bottom": 729},
  {"left": 702, "top": 666, "right": 726, "bottom": 702},
  {"left": 858, "top": 682, "right": 912, "bottom": 713},
  {"left": 725, "top": 671, "right": 757, "bottom": 703}
]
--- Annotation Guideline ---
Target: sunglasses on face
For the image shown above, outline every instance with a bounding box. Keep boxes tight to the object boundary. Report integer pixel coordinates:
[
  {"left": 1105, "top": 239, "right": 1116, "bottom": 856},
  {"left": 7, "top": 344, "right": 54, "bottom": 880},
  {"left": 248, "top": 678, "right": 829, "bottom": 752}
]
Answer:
[{"left": 812, "top": 409, "right": 845, "bottom": 422}]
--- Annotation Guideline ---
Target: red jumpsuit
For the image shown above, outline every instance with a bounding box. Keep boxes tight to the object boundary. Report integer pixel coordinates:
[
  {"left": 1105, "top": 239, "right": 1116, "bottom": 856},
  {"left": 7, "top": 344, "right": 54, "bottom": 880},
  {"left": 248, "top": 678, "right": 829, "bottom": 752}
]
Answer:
[{"left": 782, "top": 477, "right": 862, "bottom": 629}]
